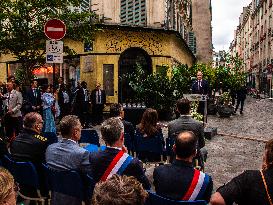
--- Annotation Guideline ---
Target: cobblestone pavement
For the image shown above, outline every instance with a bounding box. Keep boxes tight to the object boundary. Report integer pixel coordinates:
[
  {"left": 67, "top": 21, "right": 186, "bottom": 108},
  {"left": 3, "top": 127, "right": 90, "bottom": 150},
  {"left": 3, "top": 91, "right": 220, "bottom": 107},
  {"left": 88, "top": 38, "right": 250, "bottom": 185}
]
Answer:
[
  {"left": 93, "top": 96, "right": 273, "bottom": 191},
  {"left": 205, "top": 96, "right": 273, "bottom": 190}
]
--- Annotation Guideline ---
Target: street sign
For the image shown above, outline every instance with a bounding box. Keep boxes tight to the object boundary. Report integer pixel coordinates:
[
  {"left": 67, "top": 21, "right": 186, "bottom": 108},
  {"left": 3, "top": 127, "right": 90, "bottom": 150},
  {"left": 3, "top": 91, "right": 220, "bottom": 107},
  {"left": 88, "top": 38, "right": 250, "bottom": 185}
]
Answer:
[
  {"left": 46, "top": 40, "right": 63, "bottom": 53},
  {"left": 46, "top": 54, "right": 63, "bottom": 64},
  {"left": 44, "top": 19, "right": 66, "bottom": 40},
  {"left": 46, "top": 40, "right": 63, "bottom": 63}
]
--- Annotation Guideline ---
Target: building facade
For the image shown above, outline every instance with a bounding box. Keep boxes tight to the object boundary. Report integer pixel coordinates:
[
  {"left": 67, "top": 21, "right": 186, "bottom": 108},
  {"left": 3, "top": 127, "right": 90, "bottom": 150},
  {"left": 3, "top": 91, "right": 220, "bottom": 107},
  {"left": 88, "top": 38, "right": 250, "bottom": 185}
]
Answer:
[
  {"left": 230, "top": 0, "right": 273, "bottom": 95},
  {"left": 191, "top": 0, "right": 213, "bottom": 63},
  {"left": 0, "top": 0, "right": 196, "bottom": 104}
]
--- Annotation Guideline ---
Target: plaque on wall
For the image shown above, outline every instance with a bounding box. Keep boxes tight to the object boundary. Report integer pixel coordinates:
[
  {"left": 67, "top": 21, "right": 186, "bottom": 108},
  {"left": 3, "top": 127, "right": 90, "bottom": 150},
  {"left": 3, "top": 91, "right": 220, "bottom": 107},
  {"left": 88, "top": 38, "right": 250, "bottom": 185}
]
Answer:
[{"left": 82, "top": 56, "right": 94, "bottom": 72}]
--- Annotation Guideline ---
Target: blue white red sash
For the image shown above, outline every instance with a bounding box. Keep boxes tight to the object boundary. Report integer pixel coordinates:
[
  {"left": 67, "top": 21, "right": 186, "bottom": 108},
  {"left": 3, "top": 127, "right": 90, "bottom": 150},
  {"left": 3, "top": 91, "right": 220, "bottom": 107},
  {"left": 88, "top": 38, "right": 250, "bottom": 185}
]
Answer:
[
  {"left": 182, "top": 169, "right": 210, "bottom": 201},
  {"left": 100, "top": 150, "right": 133, "bottom": 181}
]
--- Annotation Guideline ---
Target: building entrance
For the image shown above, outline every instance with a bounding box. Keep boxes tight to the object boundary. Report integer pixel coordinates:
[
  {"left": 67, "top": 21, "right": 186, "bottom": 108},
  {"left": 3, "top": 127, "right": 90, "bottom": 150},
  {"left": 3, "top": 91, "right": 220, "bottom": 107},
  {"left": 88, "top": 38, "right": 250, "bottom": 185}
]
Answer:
[{"left": 118, "top": 47, "right": 152, "bottom": 103}]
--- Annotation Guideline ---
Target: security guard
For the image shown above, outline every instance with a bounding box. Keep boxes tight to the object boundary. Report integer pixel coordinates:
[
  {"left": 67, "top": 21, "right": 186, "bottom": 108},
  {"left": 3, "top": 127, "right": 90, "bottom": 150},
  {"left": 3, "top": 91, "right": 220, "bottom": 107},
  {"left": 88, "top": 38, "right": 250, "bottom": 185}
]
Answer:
[{"left": 10, "top": 112, "right": 48, "bottom": 164}]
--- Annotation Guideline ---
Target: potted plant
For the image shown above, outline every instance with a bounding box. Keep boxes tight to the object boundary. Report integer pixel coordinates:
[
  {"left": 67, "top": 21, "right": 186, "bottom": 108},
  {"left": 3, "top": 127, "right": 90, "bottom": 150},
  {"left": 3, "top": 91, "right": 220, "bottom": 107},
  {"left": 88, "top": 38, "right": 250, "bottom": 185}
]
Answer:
[{"left": 217, "top": 92, "right": 234, "bottom": 117}]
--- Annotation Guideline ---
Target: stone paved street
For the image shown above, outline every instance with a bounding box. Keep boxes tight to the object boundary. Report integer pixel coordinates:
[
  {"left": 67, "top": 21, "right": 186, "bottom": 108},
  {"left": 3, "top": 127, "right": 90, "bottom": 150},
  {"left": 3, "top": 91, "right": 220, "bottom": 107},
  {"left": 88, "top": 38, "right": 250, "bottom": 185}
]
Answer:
[
  {"left": 205, "top": 96, "right": 273, "bottom": 190},
  {"left": 93, "top": 96, "right": 273, "bottom": 191}
]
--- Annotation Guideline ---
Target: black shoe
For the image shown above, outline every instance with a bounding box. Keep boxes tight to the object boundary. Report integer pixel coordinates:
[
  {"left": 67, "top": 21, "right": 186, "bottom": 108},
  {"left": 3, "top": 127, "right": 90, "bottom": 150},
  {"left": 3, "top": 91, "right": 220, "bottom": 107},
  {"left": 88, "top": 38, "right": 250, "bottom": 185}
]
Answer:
[{"left": 240, "top": 111, "right": 243, "bottom": 114}]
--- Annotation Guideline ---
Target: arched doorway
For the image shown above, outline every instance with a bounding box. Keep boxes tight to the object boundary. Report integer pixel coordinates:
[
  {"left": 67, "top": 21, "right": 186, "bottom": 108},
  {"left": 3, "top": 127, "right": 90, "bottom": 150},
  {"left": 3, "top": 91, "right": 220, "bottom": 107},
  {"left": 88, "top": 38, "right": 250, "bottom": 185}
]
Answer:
[{"left": 118, "top": 47, "right": 152, "bottom": 103}]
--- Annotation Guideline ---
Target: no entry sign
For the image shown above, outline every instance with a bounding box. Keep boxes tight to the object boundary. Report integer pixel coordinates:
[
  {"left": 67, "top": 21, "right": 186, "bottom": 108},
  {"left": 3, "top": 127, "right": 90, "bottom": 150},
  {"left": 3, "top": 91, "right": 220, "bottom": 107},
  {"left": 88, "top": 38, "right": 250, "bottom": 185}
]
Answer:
[{"left": 44, "top": 19, "right": 66, "bottom": 40}]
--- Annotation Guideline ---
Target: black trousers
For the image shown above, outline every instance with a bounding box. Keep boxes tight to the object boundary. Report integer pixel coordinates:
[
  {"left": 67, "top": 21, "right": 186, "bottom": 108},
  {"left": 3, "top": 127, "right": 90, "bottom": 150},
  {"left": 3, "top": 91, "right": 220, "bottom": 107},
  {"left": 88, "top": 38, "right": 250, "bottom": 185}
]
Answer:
[
  {"left": 235, "top": 98, "right": 245, "bottom": 112},
  {"left": 4, "top": 115, "right": 22, "bottom": 142},
  {"left": 92, "top": 104, "right": 104, "bottom": 124}
]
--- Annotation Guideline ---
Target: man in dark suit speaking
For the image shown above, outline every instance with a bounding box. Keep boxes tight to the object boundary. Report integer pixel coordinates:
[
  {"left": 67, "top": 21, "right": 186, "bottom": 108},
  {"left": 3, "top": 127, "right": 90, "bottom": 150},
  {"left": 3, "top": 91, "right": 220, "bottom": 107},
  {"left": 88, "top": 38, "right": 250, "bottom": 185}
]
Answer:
[
  {"left": 191, "top": 71, "right": 209, "bottom": 115},
  {"left": 91, "top": 83, "right": 106, "bottom": 125}
]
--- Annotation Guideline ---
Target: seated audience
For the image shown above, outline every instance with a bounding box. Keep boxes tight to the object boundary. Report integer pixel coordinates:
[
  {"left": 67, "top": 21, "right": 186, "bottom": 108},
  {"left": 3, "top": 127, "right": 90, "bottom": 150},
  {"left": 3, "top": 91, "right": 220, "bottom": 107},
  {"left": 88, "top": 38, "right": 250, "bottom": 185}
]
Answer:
[
  {"left": 153, "top": 131, "right": 213, "bottom": 203},
  {"left": 10, "top": 112, "right": 47, "bottom": 164},
  {"left": 0, "top": 167, "right": 17, "bottom": 205},
  {"left": 210, "top": 139, "right": 273, "bottom": 205},
  {"left": 89, "top": 117, "right": 151, "bottom": 189},
  {"left": 46, "top": 115, "right": 91, "bottom": 205},
  {"left": 46, "top": 115, "right": 90, "bottom": 172},
  {"left": 168, "top": 98, "right": 205, "bottom": 167},
  {"left": 109, "top": 103, "right": 134, "bottom": 140},
  {"left": 92, "top": 174, "right": 148, "bottom": 205},
  {"left": 135, "top": 108, "right": 165, "bottom": 161}
]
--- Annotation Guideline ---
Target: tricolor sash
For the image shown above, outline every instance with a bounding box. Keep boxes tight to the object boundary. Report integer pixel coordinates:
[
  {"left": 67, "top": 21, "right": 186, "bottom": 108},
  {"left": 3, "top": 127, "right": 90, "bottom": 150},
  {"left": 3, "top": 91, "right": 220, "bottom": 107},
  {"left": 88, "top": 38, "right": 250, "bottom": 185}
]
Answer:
[
  {"left": 182, "top": 169, "right": 210, "bottom": 201},
  {"left": 100, "top": 150, "right": 133, "bottom": 181}
]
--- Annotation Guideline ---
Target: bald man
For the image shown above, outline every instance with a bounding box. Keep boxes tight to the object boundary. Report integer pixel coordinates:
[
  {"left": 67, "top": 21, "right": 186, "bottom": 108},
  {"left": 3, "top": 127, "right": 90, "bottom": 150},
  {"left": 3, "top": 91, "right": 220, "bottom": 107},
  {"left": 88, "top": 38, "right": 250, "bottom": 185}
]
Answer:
[{"left": 153, "top": 131, "right": 213, "bottom": 203}]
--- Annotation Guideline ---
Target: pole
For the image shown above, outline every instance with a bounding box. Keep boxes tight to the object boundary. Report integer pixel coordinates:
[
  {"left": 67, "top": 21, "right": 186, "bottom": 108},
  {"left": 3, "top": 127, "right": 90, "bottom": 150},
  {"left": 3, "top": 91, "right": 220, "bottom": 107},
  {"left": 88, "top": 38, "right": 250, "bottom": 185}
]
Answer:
[{"left": 53, "top": 63, "right": 56, "bottom": 88}]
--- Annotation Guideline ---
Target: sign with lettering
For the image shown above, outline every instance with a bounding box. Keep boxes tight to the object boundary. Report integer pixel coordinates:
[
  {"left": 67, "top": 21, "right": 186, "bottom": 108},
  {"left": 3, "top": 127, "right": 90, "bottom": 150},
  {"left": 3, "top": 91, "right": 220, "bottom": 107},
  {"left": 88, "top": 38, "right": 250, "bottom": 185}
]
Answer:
[{"left": 46, "top": 40, "right": 63, "bottom": 63}]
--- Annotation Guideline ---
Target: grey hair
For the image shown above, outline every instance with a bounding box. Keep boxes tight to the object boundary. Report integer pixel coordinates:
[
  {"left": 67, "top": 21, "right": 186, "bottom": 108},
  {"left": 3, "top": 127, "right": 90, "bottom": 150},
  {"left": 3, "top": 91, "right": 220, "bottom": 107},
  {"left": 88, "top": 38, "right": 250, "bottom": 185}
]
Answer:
[
  {"left": 23, "top": 112, "right": 42, "bottom": 129},
  {"left": 60, "top": 115, "right": 81, "bottom": 138},
  {"left": 101, "top": 117, "right": 124, "bottom": 146}
]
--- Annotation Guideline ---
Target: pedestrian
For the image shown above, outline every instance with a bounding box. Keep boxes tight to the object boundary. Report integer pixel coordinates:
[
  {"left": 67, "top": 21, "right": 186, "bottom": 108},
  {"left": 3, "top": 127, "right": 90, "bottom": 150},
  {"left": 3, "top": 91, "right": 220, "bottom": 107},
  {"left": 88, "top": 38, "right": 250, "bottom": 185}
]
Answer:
[
  {"left": 234, "top": 85, "right": 247, "bottom": 114},
  {"left": 23, "top": 79, "right": 42, "bottom": 114},
  {"left": 91, "top": 82, "right": 106, "bottom": 125}
]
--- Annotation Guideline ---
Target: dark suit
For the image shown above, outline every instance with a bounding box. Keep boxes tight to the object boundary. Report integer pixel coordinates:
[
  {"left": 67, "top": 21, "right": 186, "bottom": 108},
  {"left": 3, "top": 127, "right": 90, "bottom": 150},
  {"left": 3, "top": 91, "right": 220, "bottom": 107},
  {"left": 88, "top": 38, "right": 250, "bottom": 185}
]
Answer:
[
  {"left": 23, "top": 87, "right": 42, "bottom": 114},
  {"left": 168, "top": 116, "right": 205, "bottom": 149},
  {"left": 153, "top": 159, "right": 213, "bottom": 202},
  {"left": 72, "top": 88, "right": 86, "bottom": 125},
  {"left": 192, "top": 79, "right": 209, "bottom": 115},
  {"left": 89, "top": 147, "right": 151, "bottom": 189},
  {"left": 91, "top": 89, "right": 106, "bottom": 124},
  {"left": 235, "top": 86, "right": 247, "bottom": 113}
]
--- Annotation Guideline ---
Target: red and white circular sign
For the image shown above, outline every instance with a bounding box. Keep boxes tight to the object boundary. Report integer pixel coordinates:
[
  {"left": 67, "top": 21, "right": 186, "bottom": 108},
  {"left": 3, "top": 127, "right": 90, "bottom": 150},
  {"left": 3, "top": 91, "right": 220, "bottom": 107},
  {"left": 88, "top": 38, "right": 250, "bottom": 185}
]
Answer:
[{"left": 44, "top": 19, "right": 66, "bottom": 40}]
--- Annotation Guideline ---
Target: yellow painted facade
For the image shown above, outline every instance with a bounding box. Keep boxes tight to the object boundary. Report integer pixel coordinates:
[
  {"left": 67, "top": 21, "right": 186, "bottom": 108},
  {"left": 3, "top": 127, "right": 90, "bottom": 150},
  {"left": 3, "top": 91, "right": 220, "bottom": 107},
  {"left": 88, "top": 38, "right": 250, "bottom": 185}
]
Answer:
[{"left": 0, "top": 26, "right": 195, "bottom": 104}]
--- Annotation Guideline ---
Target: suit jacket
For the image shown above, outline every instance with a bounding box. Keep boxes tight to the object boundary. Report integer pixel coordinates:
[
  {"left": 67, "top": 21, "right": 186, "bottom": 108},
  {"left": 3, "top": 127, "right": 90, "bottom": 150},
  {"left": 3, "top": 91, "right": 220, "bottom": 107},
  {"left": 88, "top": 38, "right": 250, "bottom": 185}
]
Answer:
[
  {"left": 192, "top": 79, "right": 209, "bottom": 95},
  {"left": 89, "top": 147, "right": 151, "bottom": 189},
  {"left": 46, "top": 139, "right": 91, "bottom": 173},
  {"left": 4, "top": 89, "right": 23, "bottom": 117},
  {"left": 24, "top": 87, "right": 42, "bottom": 112},
  {"left": 153, "top": 159, "right": 213, "bottom": 202},
  {"left": 168, "top": 115, "right": 205, "bottom": 149},
  {"left": 91, "top": 89, "right": 106, "bottom": 105}
]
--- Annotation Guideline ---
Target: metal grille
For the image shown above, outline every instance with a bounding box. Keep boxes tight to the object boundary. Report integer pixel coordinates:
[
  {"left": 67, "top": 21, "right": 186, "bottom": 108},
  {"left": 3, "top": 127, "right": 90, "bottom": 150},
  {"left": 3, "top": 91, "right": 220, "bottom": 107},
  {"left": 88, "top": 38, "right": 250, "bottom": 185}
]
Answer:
[{"left": 120, "top": 0, "right": 146, "bottom": 26}]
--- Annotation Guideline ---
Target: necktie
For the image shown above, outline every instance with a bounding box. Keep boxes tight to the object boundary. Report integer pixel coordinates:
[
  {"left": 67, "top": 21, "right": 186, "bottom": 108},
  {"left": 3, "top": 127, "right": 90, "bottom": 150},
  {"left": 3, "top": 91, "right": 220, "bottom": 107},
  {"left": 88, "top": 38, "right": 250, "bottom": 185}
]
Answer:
[{"left": 198, "top": 81, "right": 200, "bottom": 91}]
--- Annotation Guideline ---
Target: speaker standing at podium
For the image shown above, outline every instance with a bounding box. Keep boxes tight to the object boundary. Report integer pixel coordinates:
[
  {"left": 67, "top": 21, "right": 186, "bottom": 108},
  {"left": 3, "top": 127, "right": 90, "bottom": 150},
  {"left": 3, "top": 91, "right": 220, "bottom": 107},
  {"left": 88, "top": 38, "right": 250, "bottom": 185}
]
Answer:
[{"left": 191, "top": 71, "right": 209, "bottom": 115}]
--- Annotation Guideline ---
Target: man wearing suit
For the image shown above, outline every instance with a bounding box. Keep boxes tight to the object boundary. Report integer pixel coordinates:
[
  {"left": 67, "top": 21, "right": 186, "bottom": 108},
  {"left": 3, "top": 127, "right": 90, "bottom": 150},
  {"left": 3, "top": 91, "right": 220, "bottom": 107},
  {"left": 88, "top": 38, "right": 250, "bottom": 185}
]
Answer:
[
  {"left": 46, "top": 115, "right": 90, "bottom": 172},
  {"left": 2, "top": 82, "right": 23, "bottom": 142},
  {"left": 23, "top": 79, "right": 42, "bottom": 114},
  {"left": 153, "top": 131, "right": 213, "bottom": 203},
  {"left": 168, "top": 98, "right": 205, "bottom": 168},
  {"left": 46, "top": 115, "right": 91, "bottom": 205},
  {"left": 89, "top": 117, "right": 151, "bottom": 190},
  {"left": 191, "top": 71, "right": 209, "bottom": 115},
  {"left": 91, "top": 83, "right": 106, "bottom": 125}
]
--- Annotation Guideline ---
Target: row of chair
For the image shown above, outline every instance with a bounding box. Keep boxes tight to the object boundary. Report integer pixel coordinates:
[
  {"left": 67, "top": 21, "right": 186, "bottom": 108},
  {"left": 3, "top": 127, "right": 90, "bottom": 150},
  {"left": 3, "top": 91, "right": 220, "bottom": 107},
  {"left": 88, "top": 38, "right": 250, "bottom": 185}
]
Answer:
[
  {"left": 0, "top": 154, "right": 206, "bottom": 205},
  {"left": 79, "top": 129, "right": 174, "bottom": 163}
]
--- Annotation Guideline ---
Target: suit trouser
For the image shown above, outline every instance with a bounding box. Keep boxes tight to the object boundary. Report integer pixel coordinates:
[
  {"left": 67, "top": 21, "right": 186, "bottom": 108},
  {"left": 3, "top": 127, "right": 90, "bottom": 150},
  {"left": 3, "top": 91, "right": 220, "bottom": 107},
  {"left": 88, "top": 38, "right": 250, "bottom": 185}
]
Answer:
[
  {"left": 4, "top": 115, "right": 22, "bottom": 142},
  {"left": 235, "top": 98, "right": 245, "bottom": 112},
  {"left": 93, "top": 104, "right": 104, "bottom": 124}
]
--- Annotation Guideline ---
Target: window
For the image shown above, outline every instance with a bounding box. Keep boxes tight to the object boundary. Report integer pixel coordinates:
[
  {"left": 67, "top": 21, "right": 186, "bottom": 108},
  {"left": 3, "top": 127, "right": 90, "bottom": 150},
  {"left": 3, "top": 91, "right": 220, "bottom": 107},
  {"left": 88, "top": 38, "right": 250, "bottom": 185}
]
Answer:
[{"left": 120, "top": 0, "right": 146, "bottom": 26}]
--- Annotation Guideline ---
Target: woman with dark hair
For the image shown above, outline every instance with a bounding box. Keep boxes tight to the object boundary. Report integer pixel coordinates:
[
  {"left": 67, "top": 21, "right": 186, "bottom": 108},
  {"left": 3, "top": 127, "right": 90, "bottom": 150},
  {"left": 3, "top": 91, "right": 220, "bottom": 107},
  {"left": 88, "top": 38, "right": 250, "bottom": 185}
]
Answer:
[
  {"left": 135, "top": 108, "right": 164, "bottom": 161},
  {"left": 41, "top": 85, "right": 56, "bottom": 142}
]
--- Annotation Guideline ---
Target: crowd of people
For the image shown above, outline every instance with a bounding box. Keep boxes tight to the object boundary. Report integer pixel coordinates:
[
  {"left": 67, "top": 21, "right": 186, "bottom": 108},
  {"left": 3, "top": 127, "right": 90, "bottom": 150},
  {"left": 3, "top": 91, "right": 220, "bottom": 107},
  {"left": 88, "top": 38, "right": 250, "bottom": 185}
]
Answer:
[
  {"left": 0, "top": 76, "right": 106, "bottom": 145},
  {"left": 0, "top": 72, "right": 272, "bottom": 205},
  {"left": 0, "top": 100, "right": 272, "bottom": 205}
]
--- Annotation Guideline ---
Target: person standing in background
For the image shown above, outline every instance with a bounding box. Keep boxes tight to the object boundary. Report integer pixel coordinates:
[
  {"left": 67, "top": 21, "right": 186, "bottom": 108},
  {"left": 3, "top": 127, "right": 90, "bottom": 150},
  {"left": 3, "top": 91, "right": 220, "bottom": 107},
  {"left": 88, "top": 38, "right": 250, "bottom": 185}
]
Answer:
[
  {"left": 23, "top": 79, "right": 42, "bottom": 114},
  {"left": 91, "top": 83, "right": 106, "bottom": 125},
  {"left": 2, "top": 82, "right": 23, "bottom": 143},
  {"left": 191, "top": 70, "right": 209, "bottom": 115}
]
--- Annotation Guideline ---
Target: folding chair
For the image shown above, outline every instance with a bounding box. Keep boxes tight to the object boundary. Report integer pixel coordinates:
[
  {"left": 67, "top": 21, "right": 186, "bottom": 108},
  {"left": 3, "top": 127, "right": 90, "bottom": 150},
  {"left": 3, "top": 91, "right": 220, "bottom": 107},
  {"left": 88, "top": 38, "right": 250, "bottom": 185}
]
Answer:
[
  {"left": 2, "top": 155, "right": 46, "bottom": 205},
  {"left": 80, "top": 129, "right": 100, "bottom": 146},
  {"left": 43, "top": 164, "right": 95, "bottom": 205},
  {"left": 134, "top": 131, "right": 165, "bottom": 163},
  {"left": 145, "top": 190, "right": 207, "bottom": 205}
]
